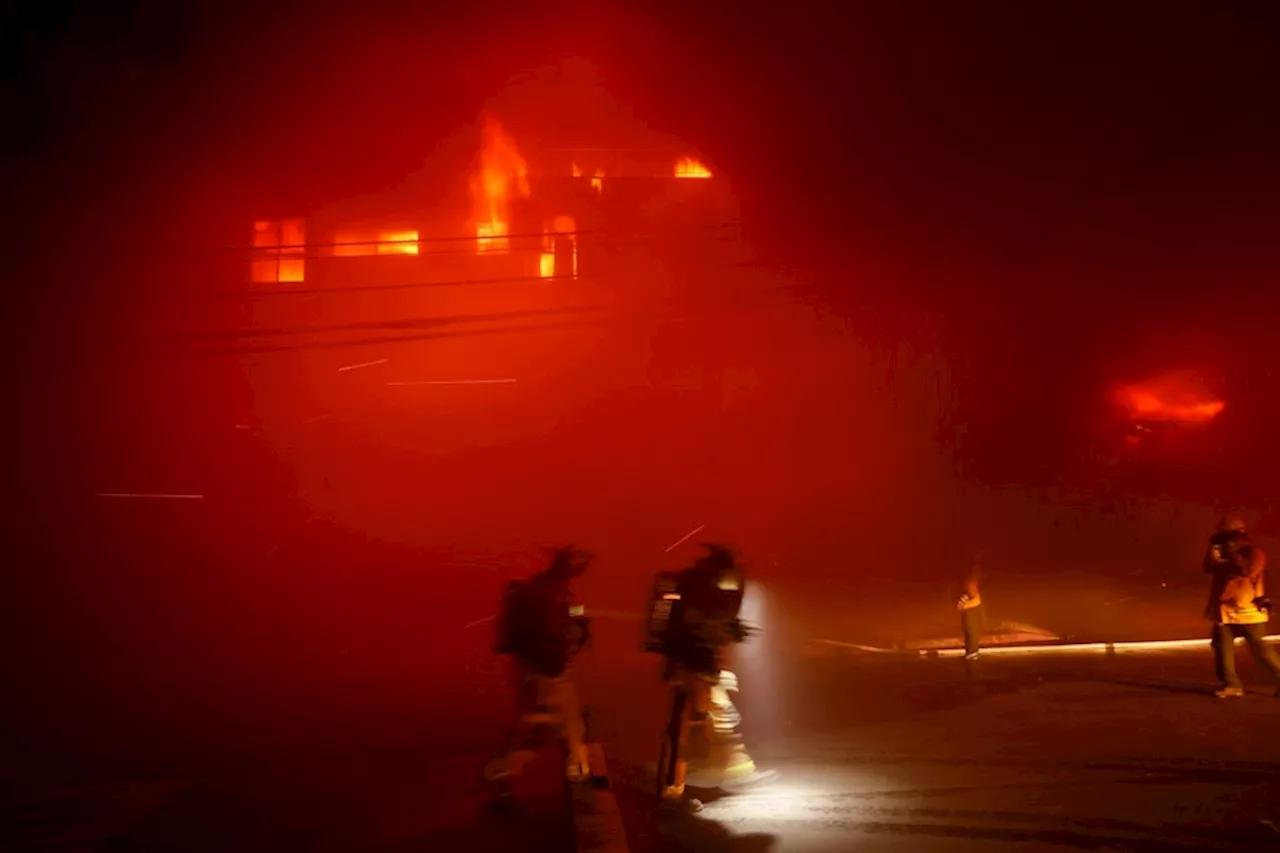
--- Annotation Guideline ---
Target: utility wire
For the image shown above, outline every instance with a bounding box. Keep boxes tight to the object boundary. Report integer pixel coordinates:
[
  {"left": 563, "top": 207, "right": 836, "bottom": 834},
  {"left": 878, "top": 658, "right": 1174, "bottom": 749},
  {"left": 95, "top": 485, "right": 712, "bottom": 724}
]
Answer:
[
  {"left": 133, "top": 220, "right": 745, "bottom": 257},
  {"left": 128, "top": 253, "right": 763, "bottom": 302},
  {"left": 97, "top": 280, "right": 797, "bottom": 362}
]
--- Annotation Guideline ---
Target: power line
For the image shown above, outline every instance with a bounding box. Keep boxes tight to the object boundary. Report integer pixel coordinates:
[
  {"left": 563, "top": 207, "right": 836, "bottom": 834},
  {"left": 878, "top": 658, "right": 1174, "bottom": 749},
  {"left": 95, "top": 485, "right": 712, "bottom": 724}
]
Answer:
[
  {"left": 167, "top": 220, "right": 745, "bottom": 256},
  {"left": 133, "top": 255, "right": 765, "bottom": 302},
  {"left": 97, "top": 281, "right": 795, "bottom": 361}
]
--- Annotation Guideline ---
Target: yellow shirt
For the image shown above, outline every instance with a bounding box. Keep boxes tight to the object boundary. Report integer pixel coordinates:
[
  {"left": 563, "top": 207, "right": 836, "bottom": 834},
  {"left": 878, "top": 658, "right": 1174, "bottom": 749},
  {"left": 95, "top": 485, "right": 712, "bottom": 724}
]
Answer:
[
  {"left": 957, "top": 580, "right": 982, "bottom": 611},
  {"left": 1212, "top": 573, "right": 1267, "bottom": 625}
]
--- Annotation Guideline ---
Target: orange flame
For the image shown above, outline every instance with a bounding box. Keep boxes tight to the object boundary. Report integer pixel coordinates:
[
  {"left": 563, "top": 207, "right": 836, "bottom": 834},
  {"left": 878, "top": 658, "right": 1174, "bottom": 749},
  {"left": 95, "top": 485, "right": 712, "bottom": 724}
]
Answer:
[
  {"left": 1114, "top": 371, "right": 1225, "bottom": 423},
  {"left": 470, "top": 116, "right": 529, "bottom": 253},
  {"left": 251, "top": 219, "right": 305, "bottom": 282},
  {"left": 674, "top": 157, "right": 712, "bottom": 179},
  {"left": 334, "top": 230, "right": 420, "bottom": 257},
  {"left": 539, "top": 216, "right": 579, "bottom": 279},
  {"left": 591, "top": 168, "right": 604, "bottom": 193}
]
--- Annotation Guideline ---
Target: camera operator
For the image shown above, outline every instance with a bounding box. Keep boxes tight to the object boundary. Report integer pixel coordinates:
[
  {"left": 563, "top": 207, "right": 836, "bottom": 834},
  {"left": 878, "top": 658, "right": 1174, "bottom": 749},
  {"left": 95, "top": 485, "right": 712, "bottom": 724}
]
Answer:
[
  {"left": 650, "top": 544, "right": 769, "bottom": 812},
  {"left": 1203, "top": 516, "right": 1280, "bottom": 698}
]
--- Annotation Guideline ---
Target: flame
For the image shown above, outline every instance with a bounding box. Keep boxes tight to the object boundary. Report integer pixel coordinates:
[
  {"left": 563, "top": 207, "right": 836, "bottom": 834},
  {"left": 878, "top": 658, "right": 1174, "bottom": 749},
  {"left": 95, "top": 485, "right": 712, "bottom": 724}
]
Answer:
[
  {"left": 378, "top": 230, "right": 419, "bottom": 255},
  {"left": 572, "top": 162, "right": 582, "bottom": 177},
  {"left": 334, "top": 230, "right": 420, "bottom": 257},
  {"left": 591, "top": 168, "right": 604, "bottom": 193},
  {"left": 539, "top": 216, "right": 579, "bottom": 279},
  {"left": 251, "top": 219, "right": 305, "bottom": 282},
  {"left": 1114, "top": 371, "right": 1225, "bottom": 423},
  {"left": 470, "top": 116, "right": 529, "bottom": 254},
  {"left": 675, "top": 157, "right": 712, "bottom": 179}
]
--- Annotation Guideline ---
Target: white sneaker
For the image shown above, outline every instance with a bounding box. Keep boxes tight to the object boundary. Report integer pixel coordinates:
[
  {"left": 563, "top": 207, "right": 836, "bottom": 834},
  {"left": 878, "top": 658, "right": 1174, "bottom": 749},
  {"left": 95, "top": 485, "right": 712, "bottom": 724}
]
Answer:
[{"left": 721, "top": 768, "right": 777, "bottom": 790}]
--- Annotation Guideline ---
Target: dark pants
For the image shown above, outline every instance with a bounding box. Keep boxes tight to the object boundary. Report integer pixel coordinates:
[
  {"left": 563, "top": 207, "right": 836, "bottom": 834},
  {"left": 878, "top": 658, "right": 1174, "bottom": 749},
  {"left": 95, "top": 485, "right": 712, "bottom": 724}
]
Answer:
[
  {"left": 961, "top": 606, "right": 983, "bottom": 656},
  {"left": 1212, "top": 622, "right": 1280, "bottom": 688}
]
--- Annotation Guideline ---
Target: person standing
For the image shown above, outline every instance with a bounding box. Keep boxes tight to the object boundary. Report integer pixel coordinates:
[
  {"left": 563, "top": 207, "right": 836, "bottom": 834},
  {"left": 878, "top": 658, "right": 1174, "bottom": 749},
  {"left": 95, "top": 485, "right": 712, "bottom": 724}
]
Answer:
[
  {"left": 957, "top": 551, "right": 985, "bottom": 660},
  {"left": 1203, "top": 516, "right": 1280, "bottom": 698},
  {"left": 652, "top": 544, "right": 767, "bottom": 812},
  {"left": 489, "top": 546, "right": 594, "bottom": 786}
]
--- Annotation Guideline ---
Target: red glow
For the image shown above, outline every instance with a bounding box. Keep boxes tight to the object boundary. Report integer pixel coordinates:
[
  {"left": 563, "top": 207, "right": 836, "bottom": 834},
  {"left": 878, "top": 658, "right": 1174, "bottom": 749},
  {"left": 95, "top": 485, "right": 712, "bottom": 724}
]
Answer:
[{"left": 1113, "top": 371, "right": 1225, "bottom": 423}]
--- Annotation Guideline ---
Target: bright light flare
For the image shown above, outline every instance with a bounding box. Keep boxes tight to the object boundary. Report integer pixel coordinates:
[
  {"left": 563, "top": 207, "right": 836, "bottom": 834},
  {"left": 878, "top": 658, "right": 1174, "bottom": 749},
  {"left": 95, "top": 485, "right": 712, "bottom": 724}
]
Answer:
[
  {"left": 697, "top": 782, "right": 829, "bottom": 824},
  {"left": 1113, "top": 370, "right": 1224, "bottom": 423},
  {"left": 97, "top": 493, "right": 205, "bottom": 500},
  {"left": 386, "top": 378, "right": 518, "bottom": 386},
  {"left": 663, "top": 523, "right": 706, "bottom": 553},
  {"left": 337, "top": 358, "right": 389, "bottom": 373},
  {"left": 539, "top": 252, "right": 556, "bottom": 278},
  {"left": 674, "top": 157, "right": 712, "bottom": 179},
  {"left": 930, "top": 635, "right": 1278, "bottom": 658}
]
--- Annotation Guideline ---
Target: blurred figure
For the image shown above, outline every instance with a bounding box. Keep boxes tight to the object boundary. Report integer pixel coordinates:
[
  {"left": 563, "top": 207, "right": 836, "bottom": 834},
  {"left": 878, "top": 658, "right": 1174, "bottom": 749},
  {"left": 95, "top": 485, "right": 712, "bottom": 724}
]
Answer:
[
  {"left": 488, "top": 546, "right": 593, "bottom": 788},
  {"left": 957, "top": 551, "right": 984, "bottom": 660},
  {"left": 646, "top": 544, "right": 769, "bottom": 813},
  {"left": 1202, "top": 516, "right": 1279, "bottom": 698}
]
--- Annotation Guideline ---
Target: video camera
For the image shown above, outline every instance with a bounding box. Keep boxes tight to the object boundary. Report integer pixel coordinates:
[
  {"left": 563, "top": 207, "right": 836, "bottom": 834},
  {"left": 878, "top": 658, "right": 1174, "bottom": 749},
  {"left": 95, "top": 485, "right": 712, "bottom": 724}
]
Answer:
[{"left": 1209, "top": 530, "right": 1248, "bottom": 564}]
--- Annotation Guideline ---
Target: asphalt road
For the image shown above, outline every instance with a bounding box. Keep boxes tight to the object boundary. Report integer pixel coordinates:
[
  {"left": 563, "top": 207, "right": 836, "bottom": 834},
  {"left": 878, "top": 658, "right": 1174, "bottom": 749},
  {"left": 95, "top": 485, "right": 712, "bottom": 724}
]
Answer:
[
  {"left": 5, "top": 627, "right": 1280, "bottom": 852},
  {"left": 584, "top": 640, "right": 1280, "bottom": 853}
]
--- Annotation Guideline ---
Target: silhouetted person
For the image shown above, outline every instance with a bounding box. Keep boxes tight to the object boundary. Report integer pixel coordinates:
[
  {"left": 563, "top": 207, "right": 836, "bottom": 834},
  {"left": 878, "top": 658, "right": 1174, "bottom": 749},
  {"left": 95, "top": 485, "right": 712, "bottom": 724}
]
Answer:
[
  {"left": 489, "top": 546, "right": 593, "bottom": 788},
  {"left": 651, "top": 544, "right": 768, "bottom": 813},
  {"left": 958, "top": 551, "right": 984, "bottom": 660},
  {"left": 1203, "top": 516, "right": 1279, "bottom": 698}
]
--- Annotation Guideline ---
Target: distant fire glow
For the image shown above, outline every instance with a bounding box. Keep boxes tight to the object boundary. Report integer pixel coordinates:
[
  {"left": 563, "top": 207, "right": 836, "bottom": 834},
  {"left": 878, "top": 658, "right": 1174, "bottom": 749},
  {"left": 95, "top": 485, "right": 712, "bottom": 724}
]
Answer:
[
  {"left": 674, "top": 157, "right": 712, "bottom": 179},
  {"left": 251, "top": 219, "right": 305, "bottom": 283},
  {"left": 470, "top": 116, "right": 529, "bottom": 254},
  {"left": 539, "top": 215, "right": 577, "bottom": 279},
  {"left": 333, "top": 230, "right": 420, "bottom": 257},
  {"left": 1114, "top": 371, "right": 1225, "bottom": 423}
]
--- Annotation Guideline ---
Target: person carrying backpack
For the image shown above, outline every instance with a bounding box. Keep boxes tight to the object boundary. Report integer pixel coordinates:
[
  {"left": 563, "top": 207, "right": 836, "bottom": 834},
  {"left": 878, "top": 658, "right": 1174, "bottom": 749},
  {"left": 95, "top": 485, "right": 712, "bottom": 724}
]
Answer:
[{"left": 489, "top": 545, "right": 593, "bottom": 784}]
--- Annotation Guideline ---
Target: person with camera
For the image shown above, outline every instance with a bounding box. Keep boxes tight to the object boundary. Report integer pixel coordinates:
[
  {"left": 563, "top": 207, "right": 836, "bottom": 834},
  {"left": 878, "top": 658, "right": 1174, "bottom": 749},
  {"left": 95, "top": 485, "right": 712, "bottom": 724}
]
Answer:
[
  {"left": 650, "top": 544, "right": 770, "bottom": 813},
  {"left": 1203, "top": 516, "right": 1280, "bottom": 698}
]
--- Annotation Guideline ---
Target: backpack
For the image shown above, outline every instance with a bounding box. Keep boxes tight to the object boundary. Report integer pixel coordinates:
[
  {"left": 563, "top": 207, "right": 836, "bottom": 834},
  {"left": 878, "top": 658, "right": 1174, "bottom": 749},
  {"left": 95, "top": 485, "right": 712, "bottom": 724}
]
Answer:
[
  {"left": 494, "top": 579, "right": 534, "bottom": 656},
  {"left": 494, "top": 576, "right": 574, "bottom": 676}
]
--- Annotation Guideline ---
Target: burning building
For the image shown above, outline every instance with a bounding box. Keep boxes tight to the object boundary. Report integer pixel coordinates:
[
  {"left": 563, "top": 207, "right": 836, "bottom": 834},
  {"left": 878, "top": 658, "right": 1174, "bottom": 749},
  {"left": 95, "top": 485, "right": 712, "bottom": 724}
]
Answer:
[{"left": 246, "top": 113, "right": 732, "bottom": 296}]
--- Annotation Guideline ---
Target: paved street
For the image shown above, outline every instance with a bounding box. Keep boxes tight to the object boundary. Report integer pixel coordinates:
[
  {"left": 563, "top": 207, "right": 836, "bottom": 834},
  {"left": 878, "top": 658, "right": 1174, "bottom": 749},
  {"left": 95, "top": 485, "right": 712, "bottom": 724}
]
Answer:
[
  {"left": 584, "top": 640, "right": 1280, "bottom": 853},
  {"left": 5, "top": 624, "right": 1280, "bottom": 852}
]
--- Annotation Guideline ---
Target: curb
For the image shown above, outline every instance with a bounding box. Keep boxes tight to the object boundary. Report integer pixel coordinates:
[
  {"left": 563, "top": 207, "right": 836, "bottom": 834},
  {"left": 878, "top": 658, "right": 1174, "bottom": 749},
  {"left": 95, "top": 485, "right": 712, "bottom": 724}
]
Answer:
[{"left": 568, "top": 742, "right": 629, "bottom": 853}]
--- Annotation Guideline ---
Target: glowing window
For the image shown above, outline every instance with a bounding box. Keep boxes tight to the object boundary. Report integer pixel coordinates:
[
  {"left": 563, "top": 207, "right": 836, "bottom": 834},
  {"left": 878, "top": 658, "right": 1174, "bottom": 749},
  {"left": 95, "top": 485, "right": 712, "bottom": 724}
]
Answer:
[
  {"left": 250, "top": 218, "right": 306, "bottom": 283},
  {"left": 674, "top": 157, "right": 712, "bottom": 179},
  {"left": 333, "top": 230, "right": 420, "bottom": 257}
]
